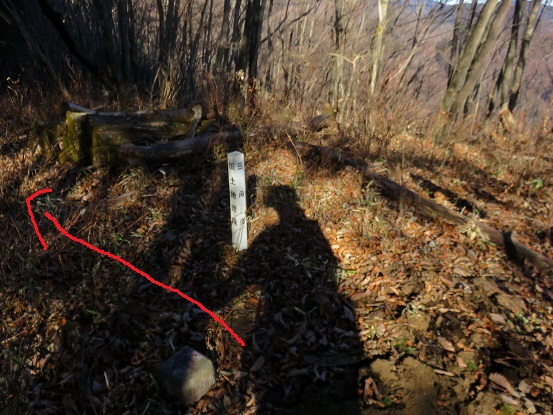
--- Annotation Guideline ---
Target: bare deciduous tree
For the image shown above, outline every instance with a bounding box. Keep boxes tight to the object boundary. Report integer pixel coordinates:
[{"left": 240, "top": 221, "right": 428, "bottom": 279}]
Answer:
[
  {"left": 214, "top": 0, "right": 232, "bottom": 76},
  {"left": 369, "top": 0, "right": 389, "bottom": 96},
  {"left": 236, "top": 0, "right": 267, "bottom": 81},
  {"left": 441, "top": 0, "right": 511, "bottom": 121},
  {"left": 329, "top": 0, "right": 344, "bottom": 108},
  {"left": 508, "top": 0, "right": 543, "bottom": 112}
]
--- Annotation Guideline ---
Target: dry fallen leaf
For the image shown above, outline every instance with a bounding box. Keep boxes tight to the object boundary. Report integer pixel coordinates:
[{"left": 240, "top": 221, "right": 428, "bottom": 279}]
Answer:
[
  {"left": 499, "top": 393, "right": 519, "bottom": 406},
  {"left": 438, "top": 336, "right": 456, "bottom": 352},
  {"left": 524, "top": 398, "right": 537, "bottom": 414},
  {"left": 489, "top": 313, "right": 507, "bottom": 325},
  {"left": 543, "top": 375, "right": 553, "bottom": 389},
  {"left": 518, "top": 379, "right": 533, "bottom": 394},
  {"left": 351, "top": 291, "right": 371, "bottom": 301},
  {"left": 362, "top": 377, "right": 382, "bottom": 401},
  {"left": 251, "top": 356, "right": 265, "bottom": 372},
  {"left": 489, "top": 372, "right": 521, "bottom": 398},
  {"left": 476, "top": 373, "right": 488, "bottom": 391}
]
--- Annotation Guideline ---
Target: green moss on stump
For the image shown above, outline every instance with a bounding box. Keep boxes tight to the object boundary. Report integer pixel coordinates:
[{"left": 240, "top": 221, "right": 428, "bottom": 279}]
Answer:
[
  {"left": 59, "top": 112, "right": 89, "bottom": 163},
  {"left": 35, "top": 105, "right": 202, "bottom": 168},
  {"left": 92, "top": 126, "right": 133, "bottom": 168}
]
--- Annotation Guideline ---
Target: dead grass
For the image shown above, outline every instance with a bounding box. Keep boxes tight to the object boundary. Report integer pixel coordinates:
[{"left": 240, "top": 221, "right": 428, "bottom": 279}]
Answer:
[{"left": 1, "top": 82, "right": 553, "bottom": 414}]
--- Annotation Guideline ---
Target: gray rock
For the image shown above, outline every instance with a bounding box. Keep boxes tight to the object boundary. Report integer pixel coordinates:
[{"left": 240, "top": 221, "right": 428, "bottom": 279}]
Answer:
[{"left": 155, "top": 346, "right": 215, "bottom": 405}]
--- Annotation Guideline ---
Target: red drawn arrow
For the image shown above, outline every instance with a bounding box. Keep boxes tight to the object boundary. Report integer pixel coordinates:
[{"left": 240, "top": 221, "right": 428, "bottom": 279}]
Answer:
[{"left": 26, "top": 188, "right": 246, "bottom": 347}]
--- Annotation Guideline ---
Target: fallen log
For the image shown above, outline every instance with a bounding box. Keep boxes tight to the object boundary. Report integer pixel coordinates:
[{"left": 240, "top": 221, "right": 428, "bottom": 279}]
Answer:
[
  {"left": 120, "top": 120, "right": 553, "bottom": 273},
  {"left": 36, "top": 104, "right": 552, "bottom": 273},
  {"left": 59, "top": 101, "right": 97, "bottom": 114},
  {"left": 118, "top": 115, "right": 331, "bottom": 163},
  {"left": 34, "top": 103, "right": 203, "bottom": 166},
  {"left": 120, "top": 131, "right": 242, "bottom": 162},
  {"left": 291, "top": 141, "right": 553, "bottom": 276}
]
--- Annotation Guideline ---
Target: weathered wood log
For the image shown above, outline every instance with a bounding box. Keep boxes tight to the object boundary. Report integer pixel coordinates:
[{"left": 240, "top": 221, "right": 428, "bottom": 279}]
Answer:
[
  {"left": 34, "top": 104, "right": 203, "bottom": 167},
  {"left": 88, "top": 105, "right": 203, "bottom": 142},
  {"left": 90, "top": 106, "right": 202, "bottom": 166},
  {"left": 122, "top": 126, "right": 552, "bottom": 273},
  {"left": 291, "top": 140, "right": 553, "bottom": 275},
  {"left": 120, "top": 117, "right": 551, "bottom": 271},
  {"left": 118, "top": 115, "right": 331, "bottom": 163},
  {"left": 59, "top": 102, "right": 97, "bottom": 114},
  {"left": 61, "top": 112, "right": 90, "bottom": 163},
  {"left": 34, "top": 111, "right": 90, "bottom": 163},
  {"left": 120, "top": 131, "right": 242, "bottom": 162}
]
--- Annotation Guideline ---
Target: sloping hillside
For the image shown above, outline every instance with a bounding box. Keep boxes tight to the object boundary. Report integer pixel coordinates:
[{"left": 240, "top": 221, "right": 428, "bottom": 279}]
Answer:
[{"left": 1, "top": 98, "right": 552, "bottom": 414}]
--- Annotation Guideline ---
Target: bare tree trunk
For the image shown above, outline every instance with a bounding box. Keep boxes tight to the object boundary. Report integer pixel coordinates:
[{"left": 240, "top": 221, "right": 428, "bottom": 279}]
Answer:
[
  {"left": 185, "top": 0, "right": 209, "bottom": 98},
  {"left": 369, "top": 0, "right": 388, "bottom": 96},
  {"left": 263, "top": 0, "right": 275, "bottom": 88},
  {"left": 441, "top": 0, "right": 510, "bottom": 120},
  {"left": 488, "top": 0, "right": 524, "bottom": 114},
  {"left": 396, "top": 0, "right": 440, "bottom": 87},
  {"left": 230, "top": 0, "right": 244, "bottom": 73},
  {"left": 157, "top": 0, "right": 180, "bottom": 66},
  {"left": 117, "top": 0, "right": 133, "bottom": 83},
  {"left": 126, "top": 0, "right": 138, "bottom": 82},
  {"left": 448, "top": 0, "right": 464, "bottom": 86},
  {"left": 509, "top": 0, "right": 542, "bottom": 111},
  {"left": 204, "top": 0, "right": 215, "bottom": 70},
  {"left": 157, "top": 0, "right": 166, "bottom": 63},
  {"left": 93, "top": 0, "right": 122, "bottom": 87},
  {"left": 467, "top": 0, "right": 478, "bottom": 32},
  {"left": 167, "top": 0, "right": 180, "bottom": 55},
  {"left": 237, "top": 0, "right": 266, "bottom": 81},
  {"left": 214, "top": 0, "right": 232, "bottom": 75},
  {"left": 342, "top": 1, "right": 366, "bottom": 115},
  {"left": 329, "top": 0, "right": 344, "bottom": 109}
]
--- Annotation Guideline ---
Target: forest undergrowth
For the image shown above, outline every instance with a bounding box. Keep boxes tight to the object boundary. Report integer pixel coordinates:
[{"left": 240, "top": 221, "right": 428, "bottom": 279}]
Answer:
[{"left": 1, "top": 83, "right": 553, "bottom": 415}]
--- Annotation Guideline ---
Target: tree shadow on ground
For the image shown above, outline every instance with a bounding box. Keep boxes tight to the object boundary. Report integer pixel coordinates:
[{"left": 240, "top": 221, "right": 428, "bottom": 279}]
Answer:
[
  {"left": 134, "top": 139, "right": 239, "bottom": 329},
  {"left": 343, "top": 139, "right": 517, "bottom": 212},
  {"left": 226, "top": 185, "right": 363, "bottom": 414},
  {"left": 410, "top": 173, "right": 484, "bottom": 217},
  {"left": 0, "top": 153, "right": 124, "bottom": 412}
]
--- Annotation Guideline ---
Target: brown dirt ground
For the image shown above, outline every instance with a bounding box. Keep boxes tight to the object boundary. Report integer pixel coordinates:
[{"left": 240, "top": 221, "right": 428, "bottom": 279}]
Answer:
[{"left": 1, "top": 124, "right": 553, "bottom": 415}]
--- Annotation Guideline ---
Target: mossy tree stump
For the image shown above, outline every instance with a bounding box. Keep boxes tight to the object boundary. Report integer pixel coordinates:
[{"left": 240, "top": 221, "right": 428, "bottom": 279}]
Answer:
[{"left": 33, "top": 103, "right": 202, "bottom": 168}]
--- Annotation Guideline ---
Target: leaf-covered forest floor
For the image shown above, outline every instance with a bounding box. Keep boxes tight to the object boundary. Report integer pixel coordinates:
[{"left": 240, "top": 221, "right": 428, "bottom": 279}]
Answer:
[{"left": 1, "top": 104, "right": 553, "bottom": 415}]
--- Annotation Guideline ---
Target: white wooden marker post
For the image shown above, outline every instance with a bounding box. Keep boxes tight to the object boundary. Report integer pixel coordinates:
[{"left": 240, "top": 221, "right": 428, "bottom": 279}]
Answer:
[{"left": 228, "top": 151, "right": 248, "bottom": 251}]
